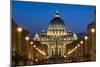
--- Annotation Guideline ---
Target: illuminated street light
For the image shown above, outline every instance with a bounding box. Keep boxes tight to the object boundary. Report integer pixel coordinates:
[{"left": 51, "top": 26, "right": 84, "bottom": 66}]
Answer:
[
  {"left": 33, "top": 45, "right": 36, "bottom": 48},
  {"left": 30, "top": 41, "right": 33, "bottom": 45},
  {"left": 64, "top": 55, "right": 66, "bottom": 58},
  {"left": 84, "top": 36, "right": 88, "bottom": 56},
  {"left": 80, "top": 40, "right": 83, "bottom": 44},
  {"left": 77, "top": 44, "right": 80, "bottom": 47},
  {"left": 35, "top": 59, "right": 38, "bottom": 62},
  {"left": 80, "top": 40, "right": 83, "bottom": 57},
  {"left": 25, "top": 36, "right": 30, "bottom": 56},
  {"left": 17, "top": 27, "right": 22, "bottom": 32},
  {"left": 17, "top": 27, "right": 23, "bottom": 54},
  {"left": 84, "top": 36, "right": 88, "bottom": 40},
  {"left": 77, "top": 44, "right": 80, "bottom": 57},
  {"left": 36, "top": 47, "right": 38, "bottom": 50},
  {"left": 75, "top": 46, "right": 78, "bottom": 49},
  {"left": 30, "top": 41, "right": 34, "bottom": 62},
  {"left": 25, "top": 36, "right": 29, "bottom": 41},
  {"left": 91, "top": 28, "right": 95, "bottom": 33},
  {"left": 91, "top": 28, "right": 95, "bottom": 60}
]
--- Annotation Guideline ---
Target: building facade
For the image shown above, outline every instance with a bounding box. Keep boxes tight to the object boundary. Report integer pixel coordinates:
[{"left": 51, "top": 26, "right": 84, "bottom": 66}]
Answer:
[
  {"left": 12, "top": 19, "right": 30, "bottom": 65},
  {"left": 33, "top": 11, "right": 78, "bottom": 58},
  {"left": 87, "top": 10, "right": 96, "bottom": 61}
]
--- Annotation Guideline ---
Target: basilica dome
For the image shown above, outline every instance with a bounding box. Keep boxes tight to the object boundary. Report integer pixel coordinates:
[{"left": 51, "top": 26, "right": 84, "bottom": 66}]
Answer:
[
  {"left": 47, "top": 10, "right": 67, "bottom": 36},
  {"left": 50, "top": 17, "right": 65, "bottom": 25}
]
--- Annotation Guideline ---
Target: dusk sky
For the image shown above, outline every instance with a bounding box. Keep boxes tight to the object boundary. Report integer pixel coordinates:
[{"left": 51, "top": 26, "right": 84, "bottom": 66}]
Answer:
[{"left": 12, "top": 1, "right": 96, "bottom": 36}]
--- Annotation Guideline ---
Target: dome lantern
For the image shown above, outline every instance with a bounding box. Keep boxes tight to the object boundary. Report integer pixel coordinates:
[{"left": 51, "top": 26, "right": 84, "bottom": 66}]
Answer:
[{"left": 55, "top": 10, "right": 60, "bottom": 17}]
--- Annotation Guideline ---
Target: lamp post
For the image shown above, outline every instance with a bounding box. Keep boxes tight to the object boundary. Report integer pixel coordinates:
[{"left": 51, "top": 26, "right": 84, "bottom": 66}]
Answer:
[
  {"left": 33, "top": 45, "right": 36, "bottom": 63},
  {"left": 30, "top": 41, "right": 33, "bottom": 65},
  {"left": 80, "top": 40, "right": 83, "bottom": 59},
  {"left": 25, "top": 36, "right": 29, "bottom": 47},
  {"left": 17, "top": 27, "right": 23, "bottom": 54},
  {"left": 84, "top": 36, "right": 88, "bottom": 57},
  {"left": 91, "top": 28, "right": 95, "bottom": 60},
  {"left": 77, "top": 44, "right": 80, "bottom": 60},
  {"left": 17, "top": 27, "right": 23, "bottom": 65},
  {"left": 25, "top": 36, "right": 29, "bottom": 53},
  {"left": 25, "top": 36, "right": 30, "bottom": 65}
]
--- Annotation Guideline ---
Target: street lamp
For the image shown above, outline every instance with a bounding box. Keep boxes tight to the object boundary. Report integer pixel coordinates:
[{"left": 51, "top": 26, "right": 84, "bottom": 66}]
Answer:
[
  {"left": 84, "top": 36, "right": 88, "bottom": 40},
  {"left": 25, "top": 36, "right": 30, "bottom": 62},
  {"left": 77, "top": 44, "right": 80, "bottom": 47},
  {"left": 30, "top": 41, "right": 33, "bottom": 45},
  {"left": 33, "top": 45, "right": 36, "bottom": 48},
  {"left": 64, "top": 55, "right": 66, "bottom": 57},
  {"left": 91, "top": 28, "right": 95, "bottom": 33},
  {"left": 25, "top": 36, "right": 30, "bottom": 49},
  {"left": 17, "top": 27, "right": 23, "bottom": 65},
  {"left": 36, "top": 47, "right": 38, "bottom": 50},
  {"left": 75, "top": 46, "right": 78, "bottom": 49},
  {"left": 25, "top": 36, "right": 29, "bottom": 41},
  {"left": 91, "top": 28, "right": 95, "bottom": 60},
  {"left": 17, "top": 27, "right": 22, "bottom": 32},
  {"left": 32, "top": 45, "right": 36, "bottom": 63},
  {"left": 80, "top": 40, "right": 83, "bottom": 56},
  {"left": 30, "top": 41, "right": 34, "bottom": 63},
  {"left": 17, "top": 27, "right": 23, "bottom": 54},
  {"left": 77, "top": 44, "right": 80, "bottom": 57},
  {"left": 84, "top": 36, "right": 88, "bottom": 56},
  {"left": 35, "top": 59, "right": 38, "bottom": 62},
  {"left": 80, "top": 40, "right": 83, "bottom": 59},
  {"left": 80, "top": 40, "right": 83, "bottom": 44}
]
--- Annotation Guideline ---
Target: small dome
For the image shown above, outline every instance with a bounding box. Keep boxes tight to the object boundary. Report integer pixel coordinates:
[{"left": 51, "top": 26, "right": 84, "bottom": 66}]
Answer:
[{"left": 33, "top": 33, "right": 40, "bottom": 41}]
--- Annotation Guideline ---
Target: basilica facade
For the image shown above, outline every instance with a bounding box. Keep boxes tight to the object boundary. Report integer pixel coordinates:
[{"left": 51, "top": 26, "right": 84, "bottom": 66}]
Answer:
[{"left": 33, "top": 11, "right": 78, "bottom": 58}]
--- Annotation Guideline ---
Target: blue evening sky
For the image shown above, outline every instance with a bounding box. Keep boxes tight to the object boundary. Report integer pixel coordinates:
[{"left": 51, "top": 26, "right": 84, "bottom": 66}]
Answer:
[{"left": 11, "top": 1, "right": 96, "bottom": 35}]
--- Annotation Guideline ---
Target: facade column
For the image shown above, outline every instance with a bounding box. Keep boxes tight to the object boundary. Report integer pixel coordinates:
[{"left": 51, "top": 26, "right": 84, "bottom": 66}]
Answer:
[
  {"left": 63, "top": 45, "right": 65, "bottom": 56},
  {"left": 58, "top": 46, "right": 59, "bottom": 55},
  {"left": 64, "top": 44, "right": 66, "bottom": 56},
  {"left": 47, "top": 45, "right": 50, "bottom": 57},
  {"left": 61, "top": 45, "right": 63, "bottom": 56},
  {"left": 50, "top": 46, "right": 52, "bottom": 57},
  {"left": 53, "top": 47, "right": 55, "bottom": 55}
]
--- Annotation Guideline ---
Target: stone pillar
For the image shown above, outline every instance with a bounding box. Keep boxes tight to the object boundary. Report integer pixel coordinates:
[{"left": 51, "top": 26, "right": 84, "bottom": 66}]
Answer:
[
  {"left": 63, "top": 45, "right": 65, "bottom": 56},
  {"left": 64, "top": 44, "right": 66, "bottom": 56},
  {"left": 50, "top": 46, "right": 52, "bottom": 57},
  {"left": 61, "top": 45, "right": 63, "bottom": 56},
  {"left": 47, "top": 45, "right": 51, "bottom": 57},
  {"left": 51, "top": 48, "right": 53, "bottom": 56},
  {"left": 54, "top": 46, "right": 55, "bottom": 55},
  {"left": 58, "top": 46, "right": 59, "bottom": 55},
  {"left": 52, "top": 47, "right": 54, "bottom": 56}
]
